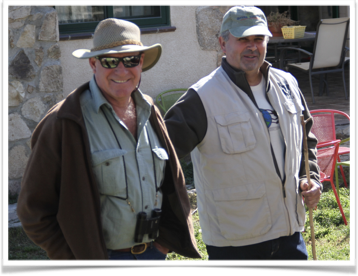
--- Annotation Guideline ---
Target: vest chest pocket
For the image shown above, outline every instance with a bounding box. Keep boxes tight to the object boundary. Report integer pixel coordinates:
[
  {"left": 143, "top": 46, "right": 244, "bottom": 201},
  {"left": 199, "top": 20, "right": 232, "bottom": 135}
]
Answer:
[
  {"left": 215, "top": 112, "right": 256, "bottom": 154},
  {"left": 92, "top": 149, "right": 127, "bottom": 198}
]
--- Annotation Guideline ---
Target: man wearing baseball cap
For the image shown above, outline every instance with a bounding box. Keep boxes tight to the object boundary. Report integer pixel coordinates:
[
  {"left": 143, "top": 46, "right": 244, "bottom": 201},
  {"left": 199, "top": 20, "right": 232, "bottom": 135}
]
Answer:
[
  {"left": 165, "top": 6, "right": 321, "bottom": 260},
  {"left": 17, "top": 18, "right": 200, "bottom": 260}
]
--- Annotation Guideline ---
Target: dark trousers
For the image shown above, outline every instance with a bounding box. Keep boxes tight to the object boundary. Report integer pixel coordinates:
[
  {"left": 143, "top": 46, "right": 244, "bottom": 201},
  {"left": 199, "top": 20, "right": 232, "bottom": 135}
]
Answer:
[{"left": 206, "top": 232, "right": 308, "bottom": 260}]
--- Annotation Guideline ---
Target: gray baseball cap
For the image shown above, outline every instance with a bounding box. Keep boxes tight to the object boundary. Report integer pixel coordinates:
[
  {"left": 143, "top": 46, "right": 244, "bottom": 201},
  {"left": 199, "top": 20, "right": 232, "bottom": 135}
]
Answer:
[{"left": 220, "top": 6, "right": 272, "bottom": 38}]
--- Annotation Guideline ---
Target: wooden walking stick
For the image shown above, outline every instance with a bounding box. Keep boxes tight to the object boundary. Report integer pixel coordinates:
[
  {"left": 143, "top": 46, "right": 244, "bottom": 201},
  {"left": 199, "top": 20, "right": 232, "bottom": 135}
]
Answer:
[{"left": 300, "top": 115, "right": 317, "bottom": 260}]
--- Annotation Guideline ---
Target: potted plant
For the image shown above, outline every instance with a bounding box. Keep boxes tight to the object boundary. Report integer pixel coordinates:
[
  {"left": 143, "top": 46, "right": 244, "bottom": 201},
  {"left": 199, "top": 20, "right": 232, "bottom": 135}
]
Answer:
[{"left": 267, "top": 10, "right": 298, "bottom": 37}]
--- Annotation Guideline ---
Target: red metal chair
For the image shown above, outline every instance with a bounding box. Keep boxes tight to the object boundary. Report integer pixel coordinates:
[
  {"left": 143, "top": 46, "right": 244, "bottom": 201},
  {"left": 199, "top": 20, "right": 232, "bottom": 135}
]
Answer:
[
  {"left": 317, "top": 140, "right": 348, "bottom": 225},
  {"left": 310, "top": 109, "right": 350, "bottom": 188}
]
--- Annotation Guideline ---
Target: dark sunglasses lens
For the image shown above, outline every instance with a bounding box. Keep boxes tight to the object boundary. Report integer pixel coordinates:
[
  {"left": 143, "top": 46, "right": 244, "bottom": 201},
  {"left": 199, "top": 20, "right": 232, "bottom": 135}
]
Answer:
[
  {"left": 100, "top": 57, "right": 119, "bottom": 69},
  {"left": 122, "top": 55, "right": 141, "bottom": 68}
]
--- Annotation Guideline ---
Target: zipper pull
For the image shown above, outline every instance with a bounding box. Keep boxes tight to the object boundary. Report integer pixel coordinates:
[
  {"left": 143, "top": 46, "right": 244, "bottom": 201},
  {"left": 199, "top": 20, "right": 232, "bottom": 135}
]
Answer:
[{"left": 282, "top": 186, "right": 286, "bottom": 198}]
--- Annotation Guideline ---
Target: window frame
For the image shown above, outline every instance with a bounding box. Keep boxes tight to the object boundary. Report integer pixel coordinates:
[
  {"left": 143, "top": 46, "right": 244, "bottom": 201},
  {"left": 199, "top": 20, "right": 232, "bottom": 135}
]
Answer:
[{"left": 58, "top": 6, "right": 170, "bottom": 35}]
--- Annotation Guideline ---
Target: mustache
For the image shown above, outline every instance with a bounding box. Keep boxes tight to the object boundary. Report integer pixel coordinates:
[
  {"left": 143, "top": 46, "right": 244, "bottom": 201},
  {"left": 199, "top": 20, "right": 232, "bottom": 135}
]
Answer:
[{"left": 242, "top": 50, "right": 260, "bottom": 56}]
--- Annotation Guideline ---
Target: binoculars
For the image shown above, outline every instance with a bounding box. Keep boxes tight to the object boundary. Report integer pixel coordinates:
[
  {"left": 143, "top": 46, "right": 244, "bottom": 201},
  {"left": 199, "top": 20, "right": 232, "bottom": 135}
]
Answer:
[{"left": 134, "top": 208, "right": 161, "bottom": 243}]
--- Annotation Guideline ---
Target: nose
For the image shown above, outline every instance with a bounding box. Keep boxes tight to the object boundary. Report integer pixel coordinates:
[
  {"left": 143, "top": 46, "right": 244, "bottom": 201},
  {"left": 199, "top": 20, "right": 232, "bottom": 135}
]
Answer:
[
  {"left": 114, "top": 61, "right": 128, "bottom": 73},
  {"left": 247, "top": 41, "right": 257, "bottom": 50}
]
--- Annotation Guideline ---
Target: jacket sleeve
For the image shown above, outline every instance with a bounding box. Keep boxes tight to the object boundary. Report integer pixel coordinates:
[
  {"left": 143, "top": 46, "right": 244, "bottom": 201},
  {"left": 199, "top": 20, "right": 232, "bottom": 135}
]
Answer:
[
  {"left": 164, "top": 89, "right": 207, "bottom": 159},
  {"left": 17, "top": 113, "right": 76, "bottom": 259},
  {"left": 298, "top": 90, "right": 321, "bottom": 190}
]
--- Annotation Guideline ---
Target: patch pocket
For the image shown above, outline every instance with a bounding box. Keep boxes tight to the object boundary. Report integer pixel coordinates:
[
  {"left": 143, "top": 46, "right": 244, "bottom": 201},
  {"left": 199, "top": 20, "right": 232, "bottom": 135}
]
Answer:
[
  {"left": 215, "top": 112, "right": 256, "bottom": 154},
  {"left": 92, "top": 149, "right": 128, "bottom": 198},
  {"left": 152, "top": 147, "right": 168, "bottom": 187},
  {"left": 211, "top": 183, "right": 272, "bottom": 240}
]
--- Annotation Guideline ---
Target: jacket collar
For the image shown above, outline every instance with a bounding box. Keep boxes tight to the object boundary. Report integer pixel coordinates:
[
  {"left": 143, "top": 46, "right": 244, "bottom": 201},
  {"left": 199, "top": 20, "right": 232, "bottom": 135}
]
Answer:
[
  {"left": 221, "top": 57, "right": 272, "bottom": 107},
  {"left": 57, "top": 82, "right": 90, "bottom": 123}
]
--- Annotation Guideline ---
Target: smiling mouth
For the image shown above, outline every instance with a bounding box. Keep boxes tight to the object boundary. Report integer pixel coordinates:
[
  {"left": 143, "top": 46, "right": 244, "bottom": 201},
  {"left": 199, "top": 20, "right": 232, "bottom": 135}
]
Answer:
[
  {"left": 244, "top": 55, "right": 257, "bottom": 59},
  {"left": 112, "top": 80, "right": 128, "bottom": 83}
]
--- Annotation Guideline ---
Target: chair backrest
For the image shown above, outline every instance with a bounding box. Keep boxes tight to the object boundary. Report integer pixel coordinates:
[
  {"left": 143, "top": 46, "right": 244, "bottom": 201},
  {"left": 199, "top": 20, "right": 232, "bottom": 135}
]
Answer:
[
  {"left": 310, "top": 109, "right": 350, "bottom": 144},
  {"left": 312, "top": 17, "right": 350, "bottom": 69},
  {"left": 317, "top": 140, "right": 340, "bottom": 181},
  {"left": 155, "top": 88, "right": 187, "bottom": 115}
]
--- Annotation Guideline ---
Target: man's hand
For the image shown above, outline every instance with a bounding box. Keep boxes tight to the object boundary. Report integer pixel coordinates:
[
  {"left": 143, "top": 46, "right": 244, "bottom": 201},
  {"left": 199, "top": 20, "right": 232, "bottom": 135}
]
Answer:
[{"left": 300, "top": 180, "right": 321, "bottom": 208}]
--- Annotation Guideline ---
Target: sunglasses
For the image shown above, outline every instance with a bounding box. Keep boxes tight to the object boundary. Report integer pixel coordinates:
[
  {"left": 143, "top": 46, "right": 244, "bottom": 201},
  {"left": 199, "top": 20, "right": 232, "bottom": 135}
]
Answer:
[{"left": 95, "top": 54, "right": 142, "bottom": 69}]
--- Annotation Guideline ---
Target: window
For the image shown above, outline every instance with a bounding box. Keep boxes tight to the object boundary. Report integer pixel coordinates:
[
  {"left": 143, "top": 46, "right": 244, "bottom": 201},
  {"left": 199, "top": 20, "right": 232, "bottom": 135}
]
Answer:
[{"left": 56, "top": 6, "right": 170, "bottom": 35}]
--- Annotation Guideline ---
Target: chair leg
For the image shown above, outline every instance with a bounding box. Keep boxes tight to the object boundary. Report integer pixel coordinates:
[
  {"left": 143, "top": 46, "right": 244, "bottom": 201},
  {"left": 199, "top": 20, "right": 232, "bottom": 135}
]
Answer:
[
  {"left": 342, "top": 67, "right": 348, "bottom": 100},
  {"left": 330, "top": 180, "right": 348, "bottom": 225},
  {"left": 337, "top": 156, "right": 349, "bottom": 188},
  {"left": 309, "top": 73, "right": 315, "bottom": 103},
  {"left": 324, "top": 74, "right": 329, "bottom": 95}
]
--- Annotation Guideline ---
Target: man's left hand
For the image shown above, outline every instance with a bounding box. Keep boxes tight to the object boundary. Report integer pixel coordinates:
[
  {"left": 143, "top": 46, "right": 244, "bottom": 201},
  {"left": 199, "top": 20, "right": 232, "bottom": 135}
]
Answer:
[{"left": 300, "top": 180, "right": 321, "bottom": 208}]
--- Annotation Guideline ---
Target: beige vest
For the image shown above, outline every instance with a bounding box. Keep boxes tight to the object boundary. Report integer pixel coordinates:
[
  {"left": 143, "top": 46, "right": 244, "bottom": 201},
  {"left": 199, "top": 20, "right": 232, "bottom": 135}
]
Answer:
[{"left": 191, "top": 66, "right": 306, "bottom": 246}]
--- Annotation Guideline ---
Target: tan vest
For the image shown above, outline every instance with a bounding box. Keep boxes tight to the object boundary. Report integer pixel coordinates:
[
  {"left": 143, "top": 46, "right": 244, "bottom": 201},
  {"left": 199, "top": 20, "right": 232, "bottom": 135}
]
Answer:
[{"left": 190, "top": 66, "right": 306, "bottom": 246}]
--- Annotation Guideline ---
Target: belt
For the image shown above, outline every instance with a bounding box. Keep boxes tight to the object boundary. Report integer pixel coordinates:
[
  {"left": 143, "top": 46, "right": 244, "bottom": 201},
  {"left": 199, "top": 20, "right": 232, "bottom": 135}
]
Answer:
[{"left": 113, "top": 242, "right": 151, "bottom": 255}]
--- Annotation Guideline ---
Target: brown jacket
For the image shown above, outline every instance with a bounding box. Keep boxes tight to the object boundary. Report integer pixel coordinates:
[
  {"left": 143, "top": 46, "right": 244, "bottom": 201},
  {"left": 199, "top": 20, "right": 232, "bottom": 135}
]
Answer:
[{"left": 17, "top": 82, "right": 201, "bottom": 260}]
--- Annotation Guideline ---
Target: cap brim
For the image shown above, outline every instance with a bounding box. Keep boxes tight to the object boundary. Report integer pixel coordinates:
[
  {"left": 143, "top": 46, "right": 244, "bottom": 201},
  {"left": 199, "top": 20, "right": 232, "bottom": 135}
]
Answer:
[
  {"left": 230, "top": 26, "right": 272, "bottom": 38},
  {"left": 72, "top": 44, "right": 162, "bottom": 72}
]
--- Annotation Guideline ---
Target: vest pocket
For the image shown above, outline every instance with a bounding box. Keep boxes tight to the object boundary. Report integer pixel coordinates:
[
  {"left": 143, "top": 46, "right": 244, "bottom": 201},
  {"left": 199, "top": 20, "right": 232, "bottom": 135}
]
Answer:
[
  {"left": 211, "top": 183, "right": 272, "bottom": 240},
  {"left": 92, "top": 149, "right": 128, "bottom": 198},
  {"left": 215, "top": 112, "right": 256, "bottom": 154}
]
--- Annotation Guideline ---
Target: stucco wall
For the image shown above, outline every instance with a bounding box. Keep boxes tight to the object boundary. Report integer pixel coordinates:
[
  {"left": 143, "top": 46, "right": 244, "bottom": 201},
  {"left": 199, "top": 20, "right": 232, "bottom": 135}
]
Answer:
[{"left": 59, "top": 6, "right": 220, "bottom": 98}]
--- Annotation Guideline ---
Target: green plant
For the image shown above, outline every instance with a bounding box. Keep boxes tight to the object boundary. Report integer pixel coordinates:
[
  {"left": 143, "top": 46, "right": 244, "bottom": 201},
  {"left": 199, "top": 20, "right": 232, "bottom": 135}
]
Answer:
[{"left": 267, "top": 10, "right": 298, "bottom": 28}]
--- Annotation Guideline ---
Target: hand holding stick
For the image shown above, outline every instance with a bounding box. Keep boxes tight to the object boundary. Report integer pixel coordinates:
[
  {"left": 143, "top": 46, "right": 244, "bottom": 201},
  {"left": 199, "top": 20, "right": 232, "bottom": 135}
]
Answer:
[{"left": 300, "top": 115, "right": 317, "bottom": 260}]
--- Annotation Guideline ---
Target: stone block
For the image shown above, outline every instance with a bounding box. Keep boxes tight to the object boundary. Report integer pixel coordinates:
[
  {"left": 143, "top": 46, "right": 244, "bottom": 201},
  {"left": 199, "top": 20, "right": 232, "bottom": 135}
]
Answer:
[
  {"left": 39, "top": 65, "right": 63, "bottom": 92},
  {"left": 38, "top": 11, "right": 59, "bottom": 42},
  {"left": 9, "top": 145, "right": 29, "bottom": 179},
  {"left": 196, "top": 6, "right": 223, "bottom": 51},
  {"left": 9, "top": 6, "right": 31, "bottom": 21},
  {"left": 9, "top": 50, "right": 36, "bottom": 80},
  {"left": 35, "top": 46, "right": 44, "bottom": 66},
  {"left": 22, "top": 97, "right": 47, "bottom": 122},
  {"left": 48, "top": 44, "right": 61, "bottom": 59},
  {"left": 16, "top": 24, "right": 36, "bottom": 48},
  {"left": 9, "top": 113, "right": 32, "bottom": 141},
  {"left": 9, "top": 203, "right": 22, "bottom": 228},
  {"left": 9, "top": 180, "right": 22, "bottom": 199},
  {"left": 9, "top": 81, "right": 25, "bottom": 107},
  {"left": 9, "top": 29, "right": 15, "bottom": 48}
]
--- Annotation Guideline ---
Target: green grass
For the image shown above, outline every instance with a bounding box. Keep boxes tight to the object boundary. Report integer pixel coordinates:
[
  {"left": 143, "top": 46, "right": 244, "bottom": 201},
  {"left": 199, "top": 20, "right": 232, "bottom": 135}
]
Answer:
[
  {"left": 8, "top": 227, "right": 49, "bottom": 260},
  {"left": 302, "top": 187, "right": 350, "bottom": 260}
]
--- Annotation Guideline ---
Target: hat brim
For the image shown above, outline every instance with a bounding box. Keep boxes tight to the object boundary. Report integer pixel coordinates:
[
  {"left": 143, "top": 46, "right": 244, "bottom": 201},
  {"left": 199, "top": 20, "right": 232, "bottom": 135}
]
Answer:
[
  {"left": 230, "top": 26, "right": 272, "bottom": 38},
  {"left": 72, "top": 44, "right": 162, "bottom": 72}
]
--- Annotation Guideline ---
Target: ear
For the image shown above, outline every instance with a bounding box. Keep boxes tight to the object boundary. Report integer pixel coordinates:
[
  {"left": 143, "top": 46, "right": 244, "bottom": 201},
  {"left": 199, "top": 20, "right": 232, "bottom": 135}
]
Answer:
[
  {"left": 139, "top": 52, "right": 145, "bottom": 71},
  {"left": 218, "top": 36, "right": 226, "bottom": 53},
  {"left": 89, "top": 57, "right": 97, "bottom": 74}
]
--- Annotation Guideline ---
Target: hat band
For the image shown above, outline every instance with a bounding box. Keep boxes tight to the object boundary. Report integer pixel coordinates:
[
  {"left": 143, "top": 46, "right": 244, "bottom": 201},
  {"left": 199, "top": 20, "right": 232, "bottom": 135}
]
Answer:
[{"left": 91, "top": 39, "right": 143, "bottom": 52}]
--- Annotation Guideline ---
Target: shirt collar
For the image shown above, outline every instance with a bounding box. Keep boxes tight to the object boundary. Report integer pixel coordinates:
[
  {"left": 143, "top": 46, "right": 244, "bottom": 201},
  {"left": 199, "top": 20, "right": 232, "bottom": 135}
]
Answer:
[{"left": 89, "top": 76, "right": 152, "bottom": 115}]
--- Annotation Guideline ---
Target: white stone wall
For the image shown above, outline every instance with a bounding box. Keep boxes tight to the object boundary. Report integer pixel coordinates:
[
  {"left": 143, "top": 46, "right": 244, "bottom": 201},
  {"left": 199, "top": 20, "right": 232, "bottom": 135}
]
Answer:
[{"left": 8, "top": 6, "right": 63, "bottom": 196}]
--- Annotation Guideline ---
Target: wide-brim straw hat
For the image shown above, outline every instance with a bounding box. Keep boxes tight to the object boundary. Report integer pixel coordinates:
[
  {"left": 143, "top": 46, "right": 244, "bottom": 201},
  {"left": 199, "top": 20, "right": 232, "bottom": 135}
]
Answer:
[{"left": 72, "top": 18, "right": 162, "bottom": 72}]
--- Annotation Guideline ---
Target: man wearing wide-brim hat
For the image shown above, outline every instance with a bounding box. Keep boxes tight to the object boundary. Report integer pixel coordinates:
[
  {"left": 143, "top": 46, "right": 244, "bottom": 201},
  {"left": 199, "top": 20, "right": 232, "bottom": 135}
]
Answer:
[{"left": 17, "top": 18, "right": 201, "bottom": 260}]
